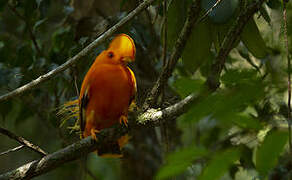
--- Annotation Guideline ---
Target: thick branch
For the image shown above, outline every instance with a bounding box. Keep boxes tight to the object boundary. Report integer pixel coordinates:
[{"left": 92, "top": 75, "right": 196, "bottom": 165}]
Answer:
[
  {"left": 0, "top": 92, "right": 197, "bottom": 179},
  {"left": 0, "top": 0, "right": 155, "bottom": 103},
  {"left": 0, "top": 127, "right": 126, "bottom": 180},
  {"left": 0, "top": 127, "right": 47, "bottom": 156},
  {"left": 138, "top": 93, "right": 196, "bottom": 126},
  {"left": 143, "top": 0, "right": 201, "bottom": 109}
]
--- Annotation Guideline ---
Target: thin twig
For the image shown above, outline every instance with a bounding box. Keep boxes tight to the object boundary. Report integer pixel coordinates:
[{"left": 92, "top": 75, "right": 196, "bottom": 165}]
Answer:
[
  {"left": 162, "top": 0, "right": 168, "bottom": 66},
  {"left": 198, "top": 0, "right": 223, "bottom": 22},
  {"left": 0, "top": 0, "right": 156, "bottom": 103},
  {"left": 282, "top": 0, "right": 292, "bottom": 152},
  {"left": 8, "top": 4, "right": 42, "bottom": 56},
  {"left": 143, "top": 0, "right": 201, "bottom": 110},
  {"left": 161, "top": 0, "right": 170, "bottom": 157},
  {"left": 72, "top": 66, "right": 80, "bottom": 97},
  {"left": 0, "top": 145, "right": 24, "bottom": 156},
  {"left": 160, "top": 0, "right": 168, "bottom": 105},
  {"left": 0, "top": 127, "right": 47, "bottom": 156}
]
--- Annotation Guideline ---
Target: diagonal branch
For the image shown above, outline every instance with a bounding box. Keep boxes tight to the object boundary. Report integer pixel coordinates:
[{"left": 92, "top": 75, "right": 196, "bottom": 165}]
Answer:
[
  {"left": 143, "top": 0, "right": 202, "bottom": 110},
  {"left": 0, "top": 125, "right": 127, "bottom": 180},
  {"left": 0, "top": 127, "right": 47, "bottom": 156},
  {"left": 206, "top": 0, "right": 266, "bottom": 90},
  {"left": 0, "top": 93, "right": 193, "bottom": 180},
  {"left": 0, "top": 145, "right": 24, "bottom": 156},
  {"left": 0, "top": 0, "right": 156, "bottom": 103}
]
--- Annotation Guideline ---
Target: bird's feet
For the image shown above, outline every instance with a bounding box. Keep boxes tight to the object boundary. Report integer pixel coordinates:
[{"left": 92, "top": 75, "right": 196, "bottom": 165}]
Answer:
[
  {"left": 90, "top": 129, "right": 100, "bottom": 141},
  {"left": 119, "top": 115, "right": 128, "bottom": 127}
]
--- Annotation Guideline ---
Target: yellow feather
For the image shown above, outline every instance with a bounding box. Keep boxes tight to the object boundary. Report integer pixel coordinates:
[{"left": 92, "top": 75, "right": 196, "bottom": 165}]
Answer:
[{"left": 57, "top": 99, "right": 80, "bottom": 131}]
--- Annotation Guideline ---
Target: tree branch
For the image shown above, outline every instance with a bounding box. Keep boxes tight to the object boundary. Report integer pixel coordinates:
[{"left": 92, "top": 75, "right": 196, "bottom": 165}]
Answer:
[
  {"left": 0, "top": 127, "right": 47, "bottom": 156},
  {"left": 0, "top": 0, "right": 155, "bottom": 103},
  {"left": 0, "top": 125, "right": 127, "bottom": 180},
  {"left": 0, "top": 145, "right": 24, "bottom": 156},
  {"left": 0, "top": 91, "right": 198, "bottom": 179},
  {"left": 206, "top": 0, "right": 266, "bottom": 90},
  {"left": 143, "top": 0, "right": 202, "bottom": 110}
]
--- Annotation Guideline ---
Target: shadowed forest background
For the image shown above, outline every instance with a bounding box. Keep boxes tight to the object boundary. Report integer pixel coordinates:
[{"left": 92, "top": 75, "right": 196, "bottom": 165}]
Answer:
[{"left": 0, "top": 0, "right": 292, "bottom": 179}]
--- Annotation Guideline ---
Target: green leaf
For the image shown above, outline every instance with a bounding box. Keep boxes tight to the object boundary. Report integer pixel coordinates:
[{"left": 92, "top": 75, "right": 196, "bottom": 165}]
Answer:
[
  {"left": 240, "top": 17, "right": 268, "bottom": 59},
  {"left": 218, "top": 113, "right": 262, "bottom": 130},
  {"left": 182, "top": 20, "right": 212, "bottom": 73},
  {"left": 183, "top": 69, "right": 265, "bottom": 123},
  {"left": 167, "top": 0, "right": 190, "bottom": 48},
  {"left": 156, "top": 146, "right": 207, "bottom": 179},
  {"left": 198, "top": 148, "right": 240, "bottom": 180},
  {"left": 173, "top": 77, "right": 204, "bottom": 98},
  {"left": 221, "top": 69, "right": 259, "bottom": 87},
  {"left": 256, "top": 130, "right": 288, "bottom": 177}
]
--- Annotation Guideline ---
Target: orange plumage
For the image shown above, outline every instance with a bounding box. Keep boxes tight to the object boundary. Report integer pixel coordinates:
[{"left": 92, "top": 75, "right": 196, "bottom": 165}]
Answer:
[
  {"left": 79, "top": 34, "right": 136, "bottom": 139},
  {"left": 59, "top": 34, "right": 136, "bottom": 156}
]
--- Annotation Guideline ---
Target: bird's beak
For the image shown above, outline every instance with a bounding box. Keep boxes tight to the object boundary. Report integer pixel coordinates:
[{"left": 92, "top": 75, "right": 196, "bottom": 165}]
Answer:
[{"left": 121, "top": 56, "right": 135, "bottom": 64}]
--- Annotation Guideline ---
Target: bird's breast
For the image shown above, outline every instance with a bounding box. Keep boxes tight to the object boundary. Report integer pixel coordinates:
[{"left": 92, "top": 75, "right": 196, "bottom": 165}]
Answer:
[{"left": 85, "top": 64, "right": 133, "bottom": 128}]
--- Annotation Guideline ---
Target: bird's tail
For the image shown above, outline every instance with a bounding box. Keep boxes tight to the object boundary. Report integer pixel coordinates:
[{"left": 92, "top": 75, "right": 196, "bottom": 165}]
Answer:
[
  {"left": 97, "top": 134, "right": 131, "bottom": 158},
  {"left": 57, "top": 99, "right": 81, "bottom": 132},
  {"left": 57, "top": 99, "right": 130, "bottom": 157}
]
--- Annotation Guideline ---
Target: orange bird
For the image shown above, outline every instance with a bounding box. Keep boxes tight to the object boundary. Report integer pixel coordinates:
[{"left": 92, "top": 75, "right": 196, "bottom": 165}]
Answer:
[
  {"left": 60, "top": 34, "right": 136, "bottom": 156},
  {"left": 80, "top": 33, "right": 136, "bottom": 138}
]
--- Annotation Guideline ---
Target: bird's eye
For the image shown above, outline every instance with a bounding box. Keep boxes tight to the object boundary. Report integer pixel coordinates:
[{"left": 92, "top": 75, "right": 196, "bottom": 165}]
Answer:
[{"left": 108, "top": 51, "right": 114, "bottom": 58}]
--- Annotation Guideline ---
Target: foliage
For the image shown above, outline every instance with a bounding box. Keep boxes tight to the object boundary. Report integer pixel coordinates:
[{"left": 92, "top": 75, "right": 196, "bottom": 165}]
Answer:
[{"left": 0, "top": 0, "right": 291, "bottom": 179}]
